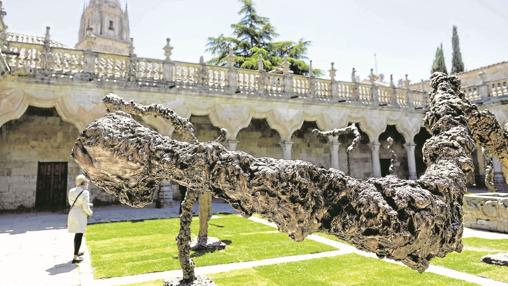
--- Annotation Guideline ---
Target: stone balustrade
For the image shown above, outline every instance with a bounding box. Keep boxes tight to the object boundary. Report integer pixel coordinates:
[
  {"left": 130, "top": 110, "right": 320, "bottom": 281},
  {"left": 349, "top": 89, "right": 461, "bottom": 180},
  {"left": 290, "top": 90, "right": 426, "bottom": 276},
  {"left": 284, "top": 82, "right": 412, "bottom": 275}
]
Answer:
[
  {"left": 2, "top": 39, "right": 432, "bottom": 109},
  {"left": 5, "top": 38, "right": 508, "bottom": 108}
]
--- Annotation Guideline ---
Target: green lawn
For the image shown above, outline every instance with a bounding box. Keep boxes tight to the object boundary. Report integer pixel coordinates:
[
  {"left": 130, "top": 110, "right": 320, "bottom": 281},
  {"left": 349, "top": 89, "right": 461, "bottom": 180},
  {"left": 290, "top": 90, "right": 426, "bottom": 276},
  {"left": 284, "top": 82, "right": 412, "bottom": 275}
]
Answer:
[
  {"left": 87, "top": 214, "right": 334, "bottom": 278},
  {"left": 432, "top": 237, "right": 508, "bottom": 283},
  {"left": 120, "top": 254, "right": 475, "bottom": 286}
]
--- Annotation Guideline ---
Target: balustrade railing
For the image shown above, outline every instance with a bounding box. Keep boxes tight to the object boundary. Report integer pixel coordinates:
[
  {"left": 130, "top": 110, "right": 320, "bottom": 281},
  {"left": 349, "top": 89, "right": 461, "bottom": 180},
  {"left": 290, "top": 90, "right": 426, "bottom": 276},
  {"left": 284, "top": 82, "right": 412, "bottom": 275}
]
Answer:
[{"left": 17, "top": 38, "right": 508, "bottom": 110}]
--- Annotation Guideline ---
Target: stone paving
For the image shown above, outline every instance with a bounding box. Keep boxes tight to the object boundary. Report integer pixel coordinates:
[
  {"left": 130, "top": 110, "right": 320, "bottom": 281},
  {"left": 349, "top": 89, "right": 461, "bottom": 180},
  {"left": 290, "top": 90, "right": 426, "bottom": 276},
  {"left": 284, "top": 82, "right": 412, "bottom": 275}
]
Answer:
[{"left": 1, "top": 203, "right": 508, "bottom": 286}]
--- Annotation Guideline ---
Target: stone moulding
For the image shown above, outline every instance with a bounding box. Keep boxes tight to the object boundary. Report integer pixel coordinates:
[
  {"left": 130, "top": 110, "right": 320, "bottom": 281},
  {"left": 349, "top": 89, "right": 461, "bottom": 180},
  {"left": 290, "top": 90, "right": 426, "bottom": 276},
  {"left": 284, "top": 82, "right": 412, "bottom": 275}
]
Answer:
[{"left": 71, "top": 73, "right": 508, "bottom": 283}]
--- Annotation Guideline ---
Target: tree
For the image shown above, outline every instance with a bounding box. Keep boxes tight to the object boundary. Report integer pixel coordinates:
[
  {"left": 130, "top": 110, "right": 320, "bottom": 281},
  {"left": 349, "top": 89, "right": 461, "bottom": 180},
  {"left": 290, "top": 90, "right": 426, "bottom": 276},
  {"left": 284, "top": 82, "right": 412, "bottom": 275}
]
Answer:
[
  {"left": 431, "top": 44, "right": 447, "bottom": 74},
  {"left": 451, "top": 25, "right": 464, "bottom": 74},
  {"left": 206, "top": 0, "right": 317, "bottom": 75}
]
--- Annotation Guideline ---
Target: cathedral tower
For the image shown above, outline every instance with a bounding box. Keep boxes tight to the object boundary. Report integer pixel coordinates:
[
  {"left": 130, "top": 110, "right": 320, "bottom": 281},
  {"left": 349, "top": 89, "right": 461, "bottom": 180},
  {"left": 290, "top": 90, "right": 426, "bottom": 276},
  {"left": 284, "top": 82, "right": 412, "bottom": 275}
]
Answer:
[{"left": 75, "top": 0, "right": 131, "bottom": 55}]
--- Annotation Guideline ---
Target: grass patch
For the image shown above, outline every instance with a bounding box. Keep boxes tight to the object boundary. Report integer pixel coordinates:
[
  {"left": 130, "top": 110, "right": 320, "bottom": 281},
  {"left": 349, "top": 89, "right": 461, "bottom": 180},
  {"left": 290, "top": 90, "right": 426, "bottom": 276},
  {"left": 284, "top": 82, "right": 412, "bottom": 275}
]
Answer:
[
  {"left": 87, "top": 214, "right": 334, "bottom": 278},
  {"left": 431, "top": 237, "right": 508, "bottom": 283},
  {"left": 120, "top": 254, "right": 475, "bottom": 286},
  {"left": 210, "top": 254, "right": 476, "bottom": 286}
]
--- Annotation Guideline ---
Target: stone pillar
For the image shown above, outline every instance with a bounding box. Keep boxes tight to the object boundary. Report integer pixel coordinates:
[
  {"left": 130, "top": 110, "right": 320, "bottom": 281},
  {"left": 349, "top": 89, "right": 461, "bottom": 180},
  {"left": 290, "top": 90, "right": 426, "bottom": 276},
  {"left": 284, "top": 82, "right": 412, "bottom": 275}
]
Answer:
[
  {"left": 405, "top": 143, "right": 417, "bottom": 180},
  {"left": 475, "top": 145, "right": 486, "bottom": 187},
  {"left": 370, "top": 141, "right": 381, "bottom": 177},
  {"left": 493, "top": 156, "right": 506, "bottom": 192},
  {"left": 158, "top": 180, "right": 175, "bottom": 208},
  {"left": 281, "top": 141, "right": 293, "bottom": 160},
  {"left": 227, "top": 139, "right": 238, "bottom": 151},
  {"left": 329, "top": 136, "right": 340, "bottom": 169},
  {"left": 197, "top": 191, "right": 212, "bottom": 246}
]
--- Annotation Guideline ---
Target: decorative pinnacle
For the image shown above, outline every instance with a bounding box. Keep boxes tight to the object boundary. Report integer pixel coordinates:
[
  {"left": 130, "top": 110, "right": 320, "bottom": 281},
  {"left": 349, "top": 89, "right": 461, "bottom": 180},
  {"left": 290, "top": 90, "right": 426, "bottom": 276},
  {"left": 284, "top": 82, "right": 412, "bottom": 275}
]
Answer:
[
  {"left": 404, "top": 74, "right": 410, "bottom": 88},
  {"left": 351, "top": 67, "right": 357, "bottom": 82},
  {"left": 226, "top": 50, "right": 236, "bottom": 68},
  {"left": 282, "top": 57, "right": 290, "bottom": 75},
  {"left": 309, "top": 60, "right": 314, "bottom": 77},
  {"left": 390, "top": 74, "right": 395, "bottom": 87},
  {"left": 369, "top": 68, "right": 376, "bottom": 82},
  {"left": 44, "top": 26, "right": 51, "bottom": 45},
  {"left": 258, "top": 53, "right": 264, "bottom": 72},
  {"left": 329, "top": 62, "right": 336, "bottom": 81},
  {"left": 129, "top": 37, "right": 135, "bottom": 56},
  {"left": 163, "top": 38, "right": 173, "bottom": 61},
  {"left": 199, "top": 55, "right": 204, "bottom": 65}
]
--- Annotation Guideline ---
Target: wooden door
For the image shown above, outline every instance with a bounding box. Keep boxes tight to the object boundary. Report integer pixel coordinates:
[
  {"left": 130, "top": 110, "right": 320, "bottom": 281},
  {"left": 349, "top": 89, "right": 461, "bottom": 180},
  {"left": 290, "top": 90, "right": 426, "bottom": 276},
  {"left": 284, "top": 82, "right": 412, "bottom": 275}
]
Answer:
[{"left": 35, "top": 162, "right": 68, "bottom": 210}]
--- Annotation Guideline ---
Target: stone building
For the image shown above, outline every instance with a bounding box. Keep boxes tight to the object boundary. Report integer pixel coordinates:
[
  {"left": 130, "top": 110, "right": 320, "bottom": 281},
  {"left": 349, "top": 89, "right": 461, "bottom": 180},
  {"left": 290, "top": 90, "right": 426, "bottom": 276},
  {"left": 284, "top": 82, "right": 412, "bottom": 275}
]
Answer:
[{"left": 0, "top": 0, "right": 507, "bottom": 210}]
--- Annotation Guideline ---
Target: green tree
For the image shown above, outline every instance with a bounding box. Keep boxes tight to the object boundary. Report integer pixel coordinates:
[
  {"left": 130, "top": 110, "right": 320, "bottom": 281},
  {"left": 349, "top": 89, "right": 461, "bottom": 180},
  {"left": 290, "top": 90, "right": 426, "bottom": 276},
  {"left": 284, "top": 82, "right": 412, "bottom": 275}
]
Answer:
[
  {"left": 451, "top": 25, "right": 465, "bottom": 74},
  {"left": 431, "top": 43, "right": 448, "bottom": 74},
  {"left": 207, "top": 0, "right": 316, "bottom": 75}
]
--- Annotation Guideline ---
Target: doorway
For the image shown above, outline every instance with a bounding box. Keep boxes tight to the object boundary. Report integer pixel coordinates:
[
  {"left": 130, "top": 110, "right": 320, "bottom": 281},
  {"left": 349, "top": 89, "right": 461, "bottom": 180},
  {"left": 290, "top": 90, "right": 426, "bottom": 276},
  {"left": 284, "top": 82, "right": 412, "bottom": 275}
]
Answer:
[{"left": 35, "top": 162, "right": 68, "bottom": 210}]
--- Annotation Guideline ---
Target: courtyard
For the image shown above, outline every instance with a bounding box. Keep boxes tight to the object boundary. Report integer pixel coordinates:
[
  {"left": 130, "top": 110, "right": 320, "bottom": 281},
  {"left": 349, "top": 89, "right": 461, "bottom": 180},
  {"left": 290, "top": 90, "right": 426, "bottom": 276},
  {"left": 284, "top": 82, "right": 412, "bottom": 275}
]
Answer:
[{"left": 1, "top": 203, "right": 508, "bottom": 286}]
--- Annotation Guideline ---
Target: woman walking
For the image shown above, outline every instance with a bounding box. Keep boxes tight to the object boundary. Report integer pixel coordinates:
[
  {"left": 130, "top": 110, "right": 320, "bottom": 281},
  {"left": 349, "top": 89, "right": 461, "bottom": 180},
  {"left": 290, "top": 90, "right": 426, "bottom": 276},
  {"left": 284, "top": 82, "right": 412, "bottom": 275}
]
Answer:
[{"left": 67, "top": 174, "right": 93, "bottom": 264}]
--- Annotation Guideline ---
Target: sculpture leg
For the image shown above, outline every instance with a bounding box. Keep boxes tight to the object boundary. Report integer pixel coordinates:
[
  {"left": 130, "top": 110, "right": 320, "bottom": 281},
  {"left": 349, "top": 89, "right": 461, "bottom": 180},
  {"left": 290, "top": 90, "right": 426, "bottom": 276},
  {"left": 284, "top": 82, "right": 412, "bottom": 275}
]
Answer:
[
  {"left": 176, "top": 190, "right": 197, "bottom": 282},
  {"left": 197, "top": 192, "right": 212, "bottom": 247}
]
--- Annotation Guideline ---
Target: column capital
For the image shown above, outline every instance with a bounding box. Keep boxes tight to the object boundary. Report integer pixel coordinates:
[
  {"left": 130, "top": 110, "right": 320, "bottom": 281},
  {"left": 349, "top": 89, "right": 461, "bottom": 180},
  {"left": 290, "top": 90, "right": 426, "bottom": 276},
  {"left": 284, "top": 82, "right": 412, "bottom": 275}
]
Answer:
[{"left": 370, "top": 141, "right": 381, "bottom": 151}]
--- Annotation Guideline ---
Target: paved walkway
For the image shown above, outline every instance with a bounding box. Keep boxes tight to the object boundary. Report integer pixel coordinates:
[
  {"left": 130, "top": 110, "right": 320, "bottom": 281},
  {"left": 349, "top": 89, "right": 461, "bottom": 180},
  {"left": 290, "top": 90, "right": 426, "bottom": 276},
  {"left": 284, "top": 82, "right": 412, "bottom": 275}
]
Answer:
[{"left": 1, "top": 205, "right": 508, "bottom": 286}]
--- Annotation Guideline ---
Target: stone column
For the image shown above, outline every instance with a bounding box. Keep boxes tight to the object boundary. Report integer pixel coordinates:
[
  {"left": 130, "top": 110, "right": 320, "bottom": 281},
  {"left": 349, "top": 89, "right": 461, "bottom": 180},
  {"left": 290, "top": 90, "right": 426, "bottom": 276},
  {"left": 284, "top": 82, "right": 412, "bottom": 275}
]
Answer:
[
  {"left": 227, "top": 139, "right": 238, "bottom": 151},
  {"left": 493, "top": 156, "right": 506, "bottom": 192},
  {"left": 405, "top": 143, "right": 417, "bottom": 180},
  {"left": 475, "top": 145, "right": 486, "bottom": 187},
  {"left": 281, "top": 141, "right": 293, "bottom": 160},
  {"left": 329, "top": 136, "right": 340, "bottom": 169},
  {"left": 158, "top": 180, "right": 175, "bottom": 208},
  {"left": 370, "top": 142, "right": 381, "bottom": 177}
]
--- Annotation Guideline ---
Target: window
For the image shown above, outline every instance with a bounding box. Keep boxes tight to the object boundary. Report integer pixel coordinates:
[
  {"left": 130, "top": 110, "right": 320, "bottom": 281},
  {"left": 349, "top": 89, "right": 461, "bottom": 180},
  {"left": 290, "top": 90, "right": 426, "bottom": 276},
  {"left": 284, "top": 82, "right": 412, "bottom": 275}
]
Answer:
[{"left": 108, "top": 20, "right": 114, "bottom": 31}]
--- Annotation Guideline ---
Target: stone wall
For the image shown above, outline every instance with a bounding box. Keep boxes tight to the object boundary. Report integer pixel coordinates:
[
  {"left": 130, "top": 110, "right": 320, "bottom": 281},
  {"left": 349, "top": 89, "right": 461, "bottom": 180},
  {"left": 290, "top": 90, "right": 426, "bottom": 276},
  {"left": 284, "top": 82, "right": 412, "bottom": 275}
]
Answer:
[{"left": 0, "top": 107, "right": 115, "bottom": 210}]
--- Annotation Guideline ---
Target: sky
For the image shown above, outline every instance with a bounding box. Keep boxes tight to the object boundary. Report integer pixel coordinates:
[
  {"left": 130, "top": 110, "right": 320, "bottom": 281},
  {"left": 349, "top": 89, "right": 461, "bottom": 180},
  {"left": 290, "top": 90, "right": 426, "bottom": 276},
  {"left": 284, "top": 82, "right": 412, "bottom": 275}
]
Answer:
[{"left": 3, "top": 0, "right": 508, "bottom": 83}]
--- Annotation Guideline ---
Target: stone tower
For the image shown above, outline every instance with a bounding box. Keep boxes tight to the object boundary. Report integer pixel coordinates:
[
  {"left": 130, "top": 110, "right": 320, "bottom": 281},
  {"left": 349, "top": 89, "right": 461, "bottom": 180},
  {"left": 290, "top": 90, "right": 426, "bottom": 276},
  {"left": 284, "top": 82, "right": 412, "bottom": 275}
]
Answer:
[{"left": 75, "top": 0, "right": 131, "bottom": 55}]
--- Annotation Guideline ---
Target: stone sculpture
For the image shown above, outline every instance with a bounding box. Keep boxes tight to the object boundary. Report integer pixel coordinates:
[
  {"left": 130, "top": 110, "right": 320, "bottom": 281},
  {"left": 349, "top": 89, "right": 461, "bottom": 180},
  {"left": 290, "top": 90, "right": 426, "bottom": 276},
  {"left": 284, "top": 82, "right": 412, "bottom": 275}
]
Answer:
[{"left": 71, "top": 73, "right": 508, "bottom": 285}]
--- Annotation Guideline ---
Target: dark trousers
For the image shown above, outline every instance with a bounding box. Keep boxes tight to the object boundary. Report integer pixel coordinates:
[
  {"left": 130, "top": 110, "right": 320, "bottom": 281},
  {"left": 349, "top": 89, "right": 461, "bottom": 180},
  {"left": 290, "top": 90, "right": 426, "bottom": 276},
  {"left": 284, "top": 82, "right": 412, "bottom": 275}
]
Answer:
[{"left": 74, "top": 233, "right": 83, "bottom": 255}]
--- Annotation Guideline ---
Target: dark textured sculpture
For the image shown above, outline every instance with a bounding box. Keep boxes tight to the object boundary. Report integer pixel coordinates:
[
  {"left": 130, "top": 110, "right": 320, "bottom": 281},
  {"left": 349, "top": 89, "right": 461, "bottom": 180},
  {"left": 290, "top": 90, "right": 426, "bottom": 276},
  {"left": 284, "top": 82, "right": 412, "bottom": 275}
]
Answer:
[{"left": 71, "top": 73, "right": 508, "bottom": 284}]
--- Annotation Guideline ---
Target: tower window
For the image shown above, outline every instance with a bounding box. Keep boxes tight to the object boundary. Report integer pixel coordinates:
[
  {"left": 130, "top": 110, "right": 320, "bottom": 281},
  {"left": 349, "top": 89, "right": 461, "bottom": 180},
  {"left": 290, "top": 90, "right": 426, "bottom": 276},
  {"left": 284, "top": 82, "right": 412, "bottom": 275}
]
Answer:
[{"left": 108, "top": 20, "right": 114, "bottom": 31}]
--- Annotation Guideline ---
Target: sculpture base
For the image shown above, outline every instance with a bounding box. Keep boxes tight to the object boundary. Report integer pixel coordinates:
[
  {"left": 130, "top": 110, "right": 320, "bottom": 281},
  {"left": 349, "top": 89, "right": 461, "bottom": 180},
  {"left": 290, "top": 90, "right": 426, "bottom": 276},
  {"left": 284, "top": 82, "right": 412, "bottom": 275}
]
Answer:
[
  {"left": 481, "top": 253, "right": 508, "bottom": 266},
  {"left": 190, "top": 237, "right": 226, "bottom": 252},
  {"left": 164, "top": 276, "right": 216, "bottom": 286}
]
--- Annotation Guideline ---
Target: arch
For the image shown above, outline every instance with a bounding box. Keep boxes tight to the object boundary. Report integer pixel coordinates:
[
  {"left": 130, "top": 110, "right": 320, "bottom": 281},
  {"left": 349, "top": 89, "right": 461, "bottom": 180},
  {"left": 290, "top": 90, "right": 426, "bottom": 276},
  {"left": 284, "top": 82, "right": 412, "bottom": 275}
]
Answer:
[
  {"left": 339, "top": 122, "right": 372, "bottom": 178},
  {"left": 378, "top": 125, "right": 408, "bottom": 178},
  {"left": 0, "top": 106, "right": 115, "bottom": 210},
  {"left": 414, "top": 127, "right": 431, "bottom": 178},
  {"left": 292, "top": 121, "right": 330, "bottom": 168},
  {"left": 237, "top": 118, "right": 282, "bottom": 159}
]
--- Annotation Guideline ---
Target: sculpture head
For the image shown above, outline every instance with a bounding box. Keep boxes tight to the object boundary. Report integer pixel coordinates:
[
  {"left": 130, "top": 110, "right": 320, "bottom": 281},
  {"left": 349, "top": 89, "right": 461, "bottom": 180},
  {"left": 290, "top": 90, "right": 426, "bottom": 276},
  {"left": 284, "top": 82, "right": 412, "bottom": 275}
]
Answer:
[{"left": 72, "top": 111, "right": 162, "bottom": 207}]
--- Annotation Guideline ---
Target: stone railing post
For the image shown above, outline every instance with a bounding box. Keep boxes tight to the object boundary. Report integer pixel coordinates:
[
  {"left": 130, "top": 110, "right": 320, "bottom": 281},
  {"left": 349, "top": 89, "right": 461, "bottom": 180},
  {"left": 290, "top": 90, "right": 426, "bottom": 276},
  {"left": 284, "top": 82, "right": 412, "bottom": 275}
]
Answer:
[
  {"left": 308, "top": 60, "right": 316, "bottom": 98},
  {"left": 282, "top": 57, "right": 293, "bottom": 96},
  {"left": 0, "top": 1, "right": 7, "bottom": 50},
  {"left": 478, "top": 71, "right": 489, "bottom": 100},
  {"left": 226, "top": 50, "right": 238, "bottom": 93},
  {"left": 351, "top": 68, "right": 359, "bottom": 101},
  {"left": 405, "top": 142, "right": 417, "bottom": 180},
  {"left": 370, "top": 141, "right": 381, "bottom": 177},
  {"left": 404, "top": 75, "right": 413, "bottom": 109},
  {"left": 163, "top": 38, "right": 175, "bottom": 83},
  {"left": 369, "top": 69, "right": 379, "bottom": 105},
  {"left": 329, "top": 62, "right": 337, "bottom": 99},
  {"left": 257, "top": 54, "right": 268, "bottom": 95},
  {"left": 329, "top": 136, "right": 340, "bottom": 169},
  {"left": 198, "top": 56, "right": 208, "bottom": 88},
  {"left": 280, "top": 140, "right": 293, "bottom": 160},
  {"left": 40, "top": 26, "right": 54, "bottom": 72},
  {"left": 390, "top": 74, "right": 398, "bottom": 106},
  {"left": 127, "top": 38, "right": 137, "bottom": 82}
]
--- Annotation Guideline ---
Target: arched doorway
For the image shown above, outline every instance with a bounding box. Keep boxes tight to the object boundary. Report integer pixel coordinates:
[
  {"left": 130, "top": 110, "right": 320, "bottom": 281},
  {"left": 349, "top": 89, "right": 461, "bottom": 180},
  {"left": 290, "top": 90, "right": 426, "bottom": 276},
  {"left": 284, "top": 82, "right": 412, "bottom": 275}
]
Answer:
[
  {"left": 414, "top": 127, "right": 431, "bottom": 178},
  {"left": 237, "top": 118, "right": 282, "bottom": 159},
  {"left": 379, "top": 125, "right": 407, "bottom": 178},
  {"left": 292, "top": 121, "right": 329, "bottom": 168},
  {"left": 0, "top": 106, "right": 80, "bottom": 210}
]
